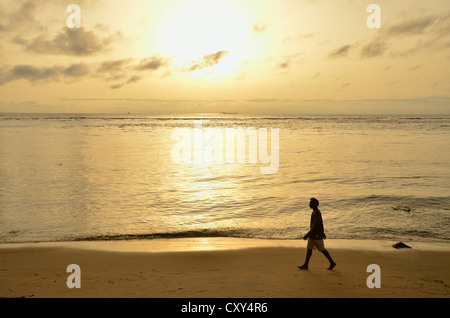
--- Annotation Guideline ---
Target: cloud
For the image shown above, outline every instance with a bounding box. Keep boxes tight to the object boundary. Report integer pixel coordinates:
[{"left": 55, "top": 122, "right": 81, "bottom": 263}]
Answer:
[
  {"left": 327, "top": 11, "right": 450, "bottom": 60},
  {"left": 0, "top": 0, "right": 96, "bottom": 32},
  {"left": 188, "top": 50, "right": 229, "bottom": 71},
  {"left": 0, "top": 55, "right": 169, "bottom": 87},
  {"left": 0, "top": 63, "right": 91, "bottom": 85},
  {"left": 0, "top": 0, "right": 125, "bottom": 58},
  {"left": 0, "top": 0, "right": 45, "bottom": 34},
  {"left": 110, "top": 83, "right": 123, "bottom": 90},
  {"left": 19, "top": 27, "right": 124, "bottom": 56},
  {"left": 95, "top": 59, "right": 134, "bottom": 82},
  {"left": 361, "top": 12, "right": 450, "bottom": 58},
  {"left": 63, "top": 63, "right": 90, "bottom": 77},
  {"left": 108, "top": 75, "right": 142, "bottom": 90},
  {"left": 97, "top": 59, "right": 132, "bottom": 74},
  {"left": 339, "top": 82, "right": 351, "bottom": 89},
  {"left": 126, "top": 76, "right": 141, "bottom": 84},
  {"left": 328, "top": 44, "right": 352, "bottom": 58},
  {"left": 277, "top": 61, "right": 290, "bottom": 69},
  {"left": 135, "top": 55, "right": 170, "bottom": 71},
  {"left": 252, "top": 22, "right": 267, "bottom": 34},
  {"left": 360, "top": 41, "right": 386, "bottom": 58},
  {"left": 433, "top": 11, "right": 450, "bottom": 39},
  {"left": 383, "top": 15, "right": 437, "bottom": 37},
  {"left": 396, "top": 11, "right": 450, "bottom": 53},
  {"left": 276, "top": 52, "right": 304, "bottom": 71}
]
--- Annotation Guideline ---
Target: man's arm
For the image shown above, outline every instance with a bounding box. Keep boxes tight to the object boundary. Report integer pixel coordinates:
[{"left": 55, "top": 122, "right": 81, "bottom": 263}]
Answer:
[{"left": 303, "top": 213, "right": 319, "bottom": 240}]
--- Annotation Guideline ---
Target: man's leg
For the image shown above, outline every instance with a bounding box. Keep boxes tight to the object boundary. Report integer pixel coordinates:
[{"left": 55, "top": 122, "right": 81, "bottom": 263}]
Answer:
[
  {"left": 321, "top": 250, "right": 336, "bottom": 270},
  {"left": 298, "top": 238, "right": 314, "bottom": 270},
  {"left": 316, "top": 240, "right": 336, "bottom": 270},
  {"left": 298, "top": 249, "right": 312, "bottom": 270}
]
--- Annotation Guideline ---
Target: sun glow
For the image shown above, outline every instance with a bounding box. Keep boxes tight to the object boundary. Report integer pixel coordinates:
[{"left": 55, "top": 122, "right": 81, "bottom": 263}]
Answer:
[{"left": 154, "top": 0, "right": 254, "bottom": 75}]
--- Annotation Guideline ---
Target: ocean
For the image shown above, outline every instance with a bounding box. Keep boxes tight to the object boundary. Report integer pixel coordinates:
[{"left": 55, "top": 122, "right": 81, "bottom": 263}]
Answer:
[{"left": 0, "top": 113, "right": 449, "bottom": 244}]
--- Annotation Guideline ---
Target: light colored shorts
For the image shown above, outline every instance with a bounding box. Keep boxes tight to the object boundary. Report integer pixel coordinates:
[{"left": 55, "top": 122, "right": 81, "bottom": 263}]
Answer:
[{"left": 307, "top": 238, "right": 325, "bottom": 251}]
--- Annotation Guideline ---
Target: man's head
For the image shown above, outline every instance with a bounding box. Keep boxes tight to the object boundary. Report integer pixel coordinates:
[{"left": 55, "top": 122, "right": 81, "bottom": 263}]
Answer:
[{"left": 309, "top": 198, "right": 319, "bottom": 209}]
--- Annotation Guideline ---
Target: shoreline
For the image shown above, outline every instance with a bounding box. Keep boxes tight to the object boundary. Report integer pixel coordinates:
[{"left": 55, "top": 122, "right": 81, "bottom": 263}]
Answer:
[
  {"left": 1, "top": 238, "right": 449, "bottom": 298},
  {"left": 1, "top": 237, "right": 450, "bottom": 253}
]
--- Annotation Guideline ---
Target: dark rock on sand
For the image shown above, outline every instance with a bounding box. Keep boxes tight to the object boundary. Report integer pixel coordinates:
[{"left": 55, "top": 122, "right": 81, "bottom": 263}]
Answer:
[{"left": 392, "top": 242, "right": 411, "bottom": 249}]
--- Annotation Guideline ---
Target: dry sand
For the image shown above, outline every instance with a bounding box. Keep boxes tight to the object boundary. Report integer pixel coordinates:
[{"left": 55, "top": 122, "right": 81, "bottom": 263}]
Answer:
[{"left": 0, "top": 238, "right": 449, "bottom": 298}]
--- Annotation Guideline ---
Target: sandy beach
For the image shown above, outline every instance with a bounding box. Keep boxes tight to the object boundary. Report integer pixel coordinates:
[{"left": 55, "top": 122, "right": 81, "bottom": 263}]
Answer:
[{"left": 0, "top": 238, "right": 449, "bottom": 298}]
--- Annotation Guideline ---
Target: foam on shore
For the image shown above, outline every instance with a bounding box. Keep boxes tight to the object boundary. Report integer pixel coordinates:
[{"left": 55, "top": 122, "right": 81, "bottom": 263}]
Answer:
[{"left": 1, "top": 237, "right": 449, "bottom": 253}]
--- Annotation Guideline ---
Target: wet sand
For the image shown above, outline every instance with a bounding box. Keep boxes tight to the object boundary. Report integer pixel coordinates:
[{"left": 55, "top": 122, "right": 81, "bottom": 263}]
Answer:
[{"left": 0, "top": 238, "right": 449, "bottom": 298}]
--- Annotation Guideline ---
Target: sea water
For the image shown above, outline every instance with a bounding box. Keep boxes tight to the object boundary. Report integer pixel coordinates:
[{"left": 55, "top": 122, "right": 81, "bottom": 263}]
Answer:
[{"left": 0, "top": 113, "right": 449, "bottom": 243}]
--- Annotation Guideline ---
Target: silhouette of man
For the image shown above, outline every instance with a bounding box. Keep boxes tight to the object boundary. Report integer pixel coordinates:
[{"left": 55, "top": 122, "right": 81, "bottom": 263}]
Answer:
[{"left": 298, "top": 198, "right": 336, "bottom": 270}]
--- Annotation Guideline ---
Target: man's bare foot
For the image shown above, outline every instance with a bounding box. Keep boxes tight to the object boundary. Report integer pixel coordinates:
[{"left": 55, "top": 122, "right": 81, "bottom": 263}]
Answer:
[
  {"left": 297, "top": 265, "right": 308, "bottom": 270},
  {"left": 327, "top": 262, "right": 336, "bottom": 270}
]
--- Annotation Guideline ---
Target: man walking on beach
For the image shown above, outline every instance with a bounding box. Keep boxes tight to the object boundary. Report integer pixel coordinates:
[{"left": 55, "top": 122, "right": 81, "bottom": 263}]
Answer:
[{"left": 298, "top": 198, "right": 336, "bottom": 270}]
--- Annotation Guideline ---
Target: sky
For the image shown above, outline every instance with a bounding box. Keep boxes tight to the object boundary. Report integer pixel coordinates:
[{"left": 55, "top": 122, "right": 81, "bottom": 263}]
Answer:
[{"left": 0, "top": 0, "right": 449, "bottom": 114}]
